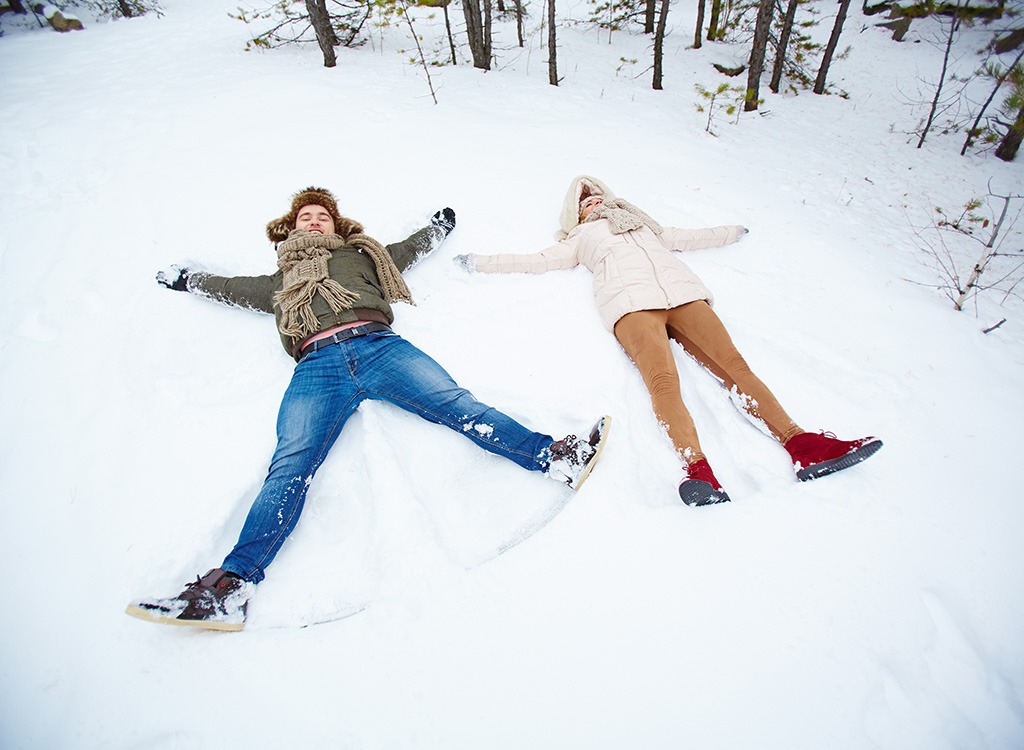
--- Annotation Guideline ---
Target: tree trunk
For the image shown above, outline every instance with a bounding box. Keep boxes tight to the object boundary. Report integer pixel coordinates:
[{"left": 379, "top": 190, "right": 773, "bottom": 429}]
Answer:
[
  {"left": 117, "top": 0, "right": 134, "bottom": 18},
  {"left": 744, "top": 0, "right": 774, "bottom": 111},
  {"left": 813, "top": 0, "right": 852, "bottom": 94},
  {"left": 770, "top": 0, "right": 799, "bottom": 93},
  {"left": 652, "top": 0, "right": 670, "bottom": 90},
  {"left": 305, "top": 0, "right": 337, "bottom": 68},
  {"left": 442, "top": 0, "right": 458, "bottom": 64},
  {"left": 514, "top": 0, "right": 524, "bottom": 46},
  {"left": 548, "top": 0, "right": 558, "bottom": 85},
  {"left": 962, "top": 49, "right": 1024, "bottom": 155},
  {"left": 483, "top": 0, "right": 491, "bottom": 66},
  {"left": 464, "top": 0, "right": 482, "bottom": 65},
  {"left": 707, "top": 0, "right": 722, "bottom": 40},
  {"left": 994, "top": 28, "right": 1024, "bottom": 54},
  {"left": 995, "top": 108, "right": 1024, "bottom": 161},
  {"left": 463, "top": 0, "right": 492, "bottom": 70},
  {"left": 955, "top": 192, "right": 1015, "bottom": 309},
  {"left": 694, "top": 0, "right": 705, "bottom": 49},
  {"left": 915, "top": 3, "right": 960, "bottom": 145},
  {"left": 645, "top": 0, "right": 657, "bottom": 33},
  {"left": 484, "top": 0, "right": 492, "bottom": 67}
]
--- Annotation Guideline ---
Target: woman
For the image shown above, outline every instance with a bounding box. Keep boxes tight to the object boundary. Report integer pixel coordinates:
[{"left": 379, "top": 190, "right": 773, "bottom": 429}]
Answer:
[{"left": 455, "top": 175, "right": 881, "bottom": 507}]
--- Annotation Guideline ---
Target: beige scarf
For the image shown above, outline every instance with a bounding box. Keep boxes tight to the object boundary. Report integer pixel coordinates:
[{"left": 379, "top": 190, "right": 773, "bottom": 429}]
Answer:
[
  {"left": 584, "top": 198, "right": 663, "bottom": 235},
  {"left": 274, "top": 229, "right": 413, "bottom": 339}
]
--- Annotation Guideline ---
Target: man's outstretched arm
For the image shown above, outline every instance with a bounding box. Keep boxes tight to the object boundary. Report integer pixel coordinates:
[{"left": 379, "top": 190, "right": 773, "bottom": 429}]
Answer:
[{"left": 156, "top": 265, "right": 280, "bottom": 314}]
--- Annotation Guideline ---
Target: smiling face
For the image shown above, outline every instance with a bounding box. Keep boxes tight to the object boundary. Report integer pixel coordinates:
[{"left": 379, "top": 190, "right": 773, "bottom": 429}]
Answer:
[
  {"left": 579, "top": 195, "right": 604, "bottom": 221},
  {"left": 295, "top": 204, "right": 336, "bottom": 235}
]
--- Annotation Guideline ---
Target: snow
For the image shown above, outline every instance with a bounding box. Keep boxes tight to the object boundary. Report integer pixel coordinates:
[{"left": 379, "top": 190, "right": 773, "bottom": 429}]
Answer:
[{"left": 1, "top": 1, "right": 1023, "bottom": 748}]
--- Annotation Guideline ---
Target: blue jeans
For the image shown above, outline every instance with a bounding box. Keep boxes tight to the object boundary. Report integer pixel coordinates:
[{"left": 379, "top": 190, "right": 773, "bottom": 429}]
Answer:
[{"left": 221, "top": 330, "right": 554, "bottom": 583}]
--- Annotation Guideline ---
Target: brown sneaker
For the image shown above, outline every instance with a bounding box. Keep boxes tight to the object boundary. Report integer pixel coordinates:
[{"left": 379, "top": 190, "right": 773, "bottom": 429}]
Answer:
[
  {"left": 546, "top": 415, "right": 612, "bottom": 490},
  {"left": 125, "top": 568, "right": 253, "bottom": 632}
]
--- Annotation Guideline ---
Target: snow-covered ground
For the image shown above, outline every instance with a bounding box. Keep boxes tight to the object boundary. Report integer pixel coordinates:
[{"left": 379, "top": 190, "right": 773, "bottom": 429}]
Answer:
[{"left": 1, "top": 0, "right": 1022, "bottom": 747}]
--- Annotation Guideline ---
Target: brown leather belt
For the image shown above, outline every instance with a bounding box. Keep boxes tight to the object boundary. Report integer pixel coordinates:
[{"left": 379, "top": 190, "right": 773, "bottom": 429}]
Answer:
[{"left": 300, "top": 322, "right": 392, "bottom": 358}]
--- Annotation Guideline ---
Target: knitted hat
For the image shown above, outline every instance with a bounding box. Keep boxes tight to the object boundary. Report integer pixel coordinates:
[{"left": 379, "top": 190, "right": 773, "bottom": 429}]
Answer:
[
  {"left": 556, "top": 175, "right": 618, "bottom": 239},
  {"left": 266, "top": 186, "right": 364, "bottom": 243}
]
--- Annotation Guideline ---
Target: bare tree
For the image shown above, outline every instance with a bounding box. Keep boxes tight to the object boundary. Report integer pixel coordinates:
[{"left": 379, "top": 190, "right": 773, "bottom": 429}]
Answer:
[
  {"left": 707, "top": 0, "right": 723, "bottom": 41},
  {"left": 397, "top": 0, "right": 438, "bottom": 103},
  {"left": 915, "top": 2, "right": 961, "bottom": 145},
  {"left": 694, "top": 0, "right": 706, "bottom": 48},
  {"left": 813, "top": 0, "right": 852, "bottom": 94},
  {"left": 770, "top": 0, "right": 800, "bottom": 93},
  {"left": 645, "top": 0, "right": 656, "bottom": 33},
  {"left": 962, "top": 50, "right": 1024, "bottom": 155},
  {"left": 952, "top": 189, "right": 1023, "bottom": 308},
  {"left": 463, "top": 0, "right": 492, "bottom": 70},
  {"left": 911, "top": 186, "right": 1024, "bottom": 312},
  {"left": 995, "top": 64, "right": 1024, "bottom": 160},
  {"left": 514, "top": 0, "right": 525, "bottom": 46},
  {"left": 305, "top": 0, "right": 337, "bottom": 67},
  {"left": 652, "top": 0, "right": 670, "bottom": 90},
  {"left": 442, "top": 0, "right": 459, "bottom": 64},
  {"left": 232, "top": 0, "right": 369, "bottom": 56},
  {"left": 744, "top": 0, "right": 774, "bottom": 111},
  {"left": 548, "top": 0, "right": 558, "bottom": 84}
]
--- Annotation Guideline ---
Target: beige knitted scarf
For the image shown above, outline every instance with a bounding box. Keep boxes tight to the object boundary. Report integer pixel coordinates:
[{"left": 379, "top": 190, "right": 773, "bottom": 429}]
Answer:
[
  {"left": 584, "top": 198, "right": 663, "bottom": 235},
  {"left": 274, "top": 229, "right": 413, "bottom": 339}
]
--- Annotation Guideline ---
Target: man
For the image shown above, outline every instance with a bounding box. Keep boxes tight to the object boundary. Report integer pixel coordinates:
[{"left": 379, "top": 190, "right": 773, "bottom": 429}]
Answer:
[{"left": 126, "top": 187, "right": 610, "bottom": 631}]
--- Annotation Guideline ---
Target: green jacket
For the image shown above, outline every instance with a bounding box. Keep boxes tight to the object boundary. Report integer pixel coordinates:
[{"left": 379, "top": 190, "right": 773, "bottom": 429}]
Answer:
[{"left": 190, "top": 225, "right": 443, "bottom": 359}]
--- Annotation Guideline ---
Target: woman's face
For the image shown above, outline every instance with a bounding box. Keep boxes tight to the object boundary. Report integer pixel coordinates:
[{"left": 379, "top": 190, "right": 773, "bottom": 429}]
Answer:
[{"left": 579, "top": 195, "right": 604, "bottom": 220}]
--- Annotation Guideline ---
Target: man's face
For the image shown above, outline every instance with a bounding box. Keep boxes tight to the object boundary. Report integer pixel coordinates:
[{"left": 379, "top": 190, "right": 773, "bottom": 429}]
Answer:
[{"left": 295, "top": 204, "right": 336, "bottom": 235}]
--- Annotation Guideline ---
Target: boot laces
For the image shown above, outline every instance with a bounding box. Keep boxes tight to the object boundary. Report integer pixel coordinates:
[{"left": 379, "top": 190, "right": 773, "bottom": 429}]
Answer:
[
  {"left": 179, "top": 575, "right": 214, "bottom": 602},
  {"left": 550, "top": 435, "right": 581, "bottom": 462}
]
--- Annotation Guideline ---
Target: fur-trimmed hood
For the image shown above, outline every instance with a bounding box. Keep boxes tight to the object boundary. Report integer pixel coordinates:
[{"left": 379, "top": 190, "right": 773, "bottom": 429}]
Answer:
[
  {"left": 556, "top": 175, "right": 617, "bottom": 240},
  {"left": 266, "top": 186, "right": 364, "bottom": 243}
]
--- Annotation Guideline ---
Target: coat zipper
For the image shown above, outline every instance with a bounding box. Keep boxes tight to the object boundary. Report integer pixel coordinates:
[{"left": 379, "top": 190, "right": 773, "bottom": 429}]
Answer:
[{"left": 625, "top": 231, "right": 672, "bottom": 307}]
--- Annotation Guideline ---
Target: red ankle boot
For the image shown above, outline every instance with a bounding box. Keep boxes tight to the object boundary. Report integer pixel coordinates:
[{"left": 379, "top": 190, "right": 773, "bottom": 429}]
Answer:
[
  {"left": 785, "top": 431, "right": 883, "bottom": 481},
  {"left": 678, "top": 459, "right": 731, "bottom": 506}
]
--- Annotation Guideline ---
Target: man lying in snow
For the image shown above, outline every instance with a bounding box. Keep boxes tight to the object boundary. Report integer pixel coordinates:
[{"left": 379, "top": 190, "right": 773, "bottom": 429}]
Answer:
[{"left": 126, "top": 186, "right": 610, "bottom": 632}]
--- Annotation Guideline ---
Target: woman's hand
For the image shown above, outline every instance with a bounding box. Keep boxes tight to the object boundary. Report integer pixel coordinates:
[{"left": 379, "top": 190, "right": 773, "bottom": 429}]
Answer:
[{"left": 452, "top": 254, "right": 476, "bottom": 272}]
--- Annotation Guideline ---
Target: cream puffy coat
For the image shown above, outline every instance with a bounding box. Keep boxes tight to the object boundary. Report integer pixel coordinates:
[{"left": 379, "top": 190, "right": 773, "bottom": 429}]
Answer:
[{"left": 469, "top": 219, "right": 745, "bottom": 331}]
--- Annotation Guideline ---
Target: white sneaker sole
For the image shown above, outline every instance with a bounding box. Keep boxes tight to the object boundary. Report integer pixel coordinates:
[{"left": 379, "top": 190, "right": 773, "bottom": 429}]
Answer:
[
  {"left": 124, "top": 603, "right": 245, "bottom": 632},
  {"left": 570, "top": 415, "right": 612, "bottom": 491}
]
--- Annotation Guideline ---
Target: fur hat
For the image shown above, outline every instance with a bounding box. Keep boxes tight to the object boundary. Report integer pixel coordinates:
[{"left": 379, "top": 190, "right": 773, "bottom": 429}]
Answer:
[
  {"left": 556, "top": 175, "right": 618, "bottom": 239},
  {"left": 266, "top": 186, "right": 364, "bottom": 243}
]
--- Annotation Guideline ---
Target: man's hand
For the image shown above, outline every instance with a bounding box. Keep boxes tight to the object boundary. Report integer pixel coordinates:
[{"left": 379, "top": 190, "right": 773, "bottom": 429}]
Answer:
[
  {"left": 431, "top": 208, "right": 456, "bottom": 238},
  {"left": 156, "top": 265, "right": 191, "bottom": 292},
  {"left": 452, "top": 254, "right": 475, "bottom": 272}
]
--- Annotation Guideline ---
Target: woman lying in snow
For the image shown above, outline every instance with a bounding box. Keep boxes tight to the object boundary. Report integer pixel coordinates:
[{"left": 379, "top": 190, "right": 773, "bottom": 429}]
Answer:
[{"left": 454, "top": 174, "right": 882, "bottom": 507}]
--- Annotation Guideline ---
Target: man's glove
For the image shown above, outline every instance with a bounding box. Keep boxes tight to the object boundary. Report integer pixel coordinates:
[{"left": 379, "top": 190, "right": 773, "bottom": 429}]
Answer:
[
  {"left": 431, "top": 207, "right": 456, "bottom": 237},
  {"left": 452, "top": 254, "right": 475, "bottom": 272},
  {"left": 156, "top": 265, "right": 191, "bottom": 292}
]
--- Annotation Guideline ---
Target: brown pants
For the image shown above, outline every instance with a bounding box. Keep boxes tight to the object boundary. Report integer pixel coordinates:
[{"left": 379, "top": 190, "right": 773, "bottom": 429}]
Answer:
[{"left": 613, "top": 301, "right": 802, "bottom": 465}]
